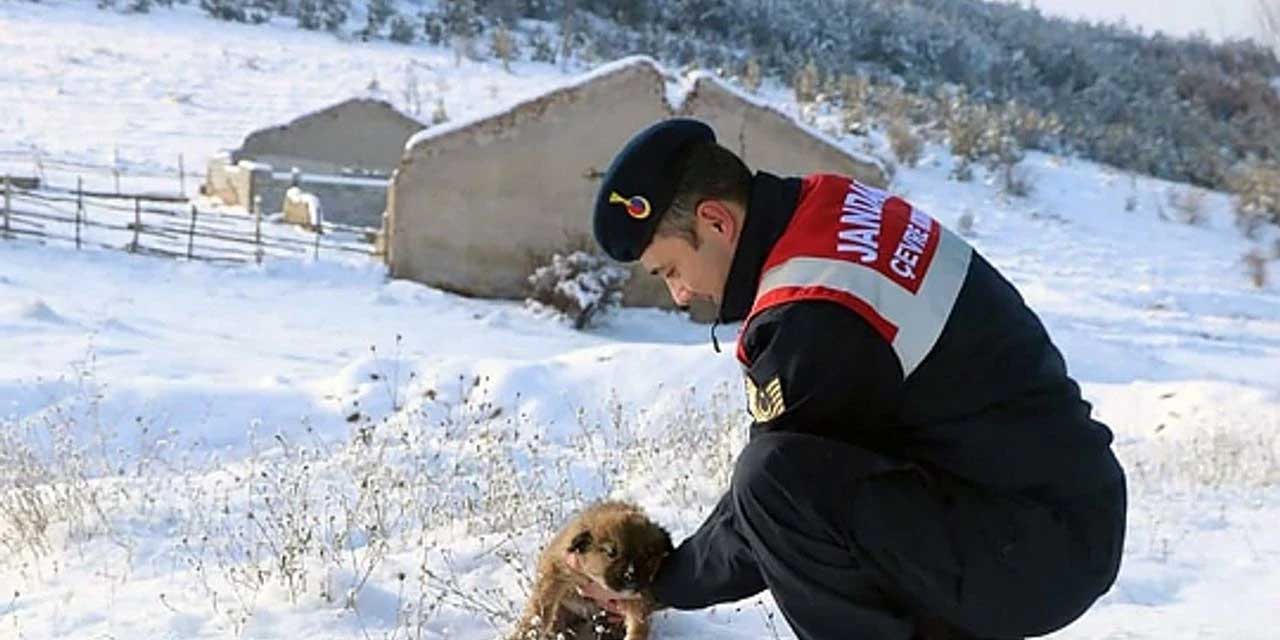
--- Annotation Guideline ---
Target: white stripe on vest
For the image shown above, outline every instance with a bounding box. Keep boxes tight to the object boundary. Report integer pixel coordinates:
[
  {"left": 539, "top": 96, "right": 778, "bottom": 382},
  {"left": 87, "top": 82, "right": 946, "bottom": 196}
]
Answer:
[{"left": 756, "top": 223, "right": 973, "bottom": 376}]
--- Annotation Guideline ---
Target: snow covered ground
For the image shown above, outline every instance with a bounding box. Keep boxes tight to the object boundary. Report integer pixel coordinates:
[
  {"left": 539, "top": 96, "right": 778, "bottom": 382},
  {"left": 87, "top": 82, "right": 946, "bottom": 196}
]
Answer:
[{"left": 2, "top": 2, "right": 1279, "bottom": 639}]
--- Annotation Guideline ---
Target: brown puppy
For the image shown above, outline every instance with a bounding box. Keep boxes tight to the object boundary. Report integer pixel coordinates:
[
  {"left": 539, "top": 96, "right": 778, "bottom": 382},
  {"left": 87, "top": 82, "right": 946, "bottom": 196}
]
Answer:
[{"left": 513, "top": 501, "right": 672, "bottom": 640}]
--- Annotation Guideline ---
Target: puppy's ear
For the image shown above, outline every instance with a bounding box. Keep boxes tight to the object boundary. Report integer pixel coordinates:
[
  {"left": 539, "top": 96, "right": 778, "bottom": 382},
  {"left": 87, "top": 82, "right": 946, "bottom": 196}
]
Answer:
[{"left": 569, "top": 530, "right": 593, "bottom": 554}]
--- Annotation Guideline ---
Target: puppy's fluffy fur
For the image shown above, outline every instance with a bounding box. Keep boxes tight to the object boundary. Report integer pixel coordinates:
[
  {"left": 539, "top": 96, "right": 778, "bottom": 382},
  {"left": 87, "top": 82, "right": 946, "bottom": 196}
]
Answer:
[{"left": 513, "top": 501, "right": 672, "bottom": 640}]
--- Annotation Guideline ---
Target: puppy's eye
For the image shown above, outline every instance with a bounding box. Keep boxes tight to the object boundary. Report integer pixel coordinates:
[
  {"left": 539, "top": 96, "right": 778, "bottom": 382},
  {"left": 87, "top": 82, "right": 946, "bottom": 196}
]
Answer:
[{"left": 602, "top": 544, "right": 618, "bottom": 559}]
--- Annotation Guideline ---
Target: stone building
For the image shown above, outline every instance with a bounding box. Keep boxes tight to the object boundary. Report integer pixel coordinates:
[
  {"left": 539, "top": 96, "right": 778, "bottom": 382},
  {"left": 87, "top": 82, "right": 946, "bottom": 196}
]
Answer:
[
  {"left": 384, "top": 56, "right": 887, "bottom": 309},
  {"left": 204, "top": 98, "right": 424, "bottom": 228}
]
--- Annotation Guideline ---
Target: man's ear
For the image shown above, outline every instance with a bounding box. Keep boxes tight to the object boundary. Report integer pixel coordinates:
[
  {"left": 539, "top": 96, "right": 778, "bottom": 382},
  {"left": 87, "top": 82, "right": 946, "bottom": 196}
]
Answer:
[
  {"left": 569, "top": 530, "right": 593, "bottom": 554},
  {"left": 696, "top": 200, "right": 738, "bottom": 240}
]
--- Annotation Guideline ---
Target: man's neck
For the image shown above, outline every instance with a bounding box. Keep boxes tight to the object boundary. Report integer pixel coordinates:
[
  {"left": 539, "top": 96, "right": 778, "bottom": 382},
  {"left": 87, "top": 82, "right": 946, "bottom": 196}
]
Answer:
[{"left": 717, "top": 171, "right": 803, "bottom": 323}]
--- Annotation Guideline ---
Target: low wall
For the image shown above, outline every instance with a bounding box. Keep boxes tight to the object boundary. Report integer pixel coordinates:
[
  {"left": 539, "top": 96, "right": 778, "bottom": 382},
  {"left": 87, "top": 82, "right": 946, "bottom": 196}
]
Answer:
[{"left": 203, "top": 155, "right": 386, "bottom": 228}]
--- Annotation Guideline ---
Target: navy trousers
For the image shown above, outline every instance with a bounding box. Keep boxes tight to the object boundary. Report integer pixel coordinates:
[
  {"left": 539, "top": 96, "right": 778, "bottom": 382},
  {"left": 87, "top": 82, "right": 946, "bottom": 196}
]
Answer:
[{"left": 727, "top": 431, "right": 1126, "bottom": 640}]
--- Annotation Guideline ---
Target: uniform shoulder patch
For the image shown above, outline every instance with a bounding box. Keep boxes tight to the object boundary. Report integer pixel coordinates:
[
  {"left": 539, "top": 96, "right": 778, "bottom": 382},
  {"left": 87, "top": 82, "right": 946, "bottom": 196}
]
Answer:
[{"left": 744, "top": 375, "right": 785, "bottom": 423}]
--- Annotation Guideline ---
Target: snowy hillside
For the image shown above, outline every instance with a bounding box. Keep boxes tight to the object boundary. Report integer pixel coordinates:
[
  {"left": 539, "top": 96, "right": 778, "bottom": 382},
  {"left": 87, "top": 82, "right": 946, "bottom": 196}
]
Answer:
[{"left": 1, "top": 2, "right": 1279, "bottom": 640}]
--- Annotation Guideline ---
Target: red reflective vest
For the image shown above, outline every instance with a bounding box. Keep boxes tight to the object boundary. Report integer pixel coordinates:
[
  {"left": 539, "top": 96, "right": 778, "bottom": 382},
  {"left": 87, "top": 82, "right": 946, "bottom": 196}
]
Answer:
[{"left": 738, "top": 174, "right": 973, "bottom": 378}]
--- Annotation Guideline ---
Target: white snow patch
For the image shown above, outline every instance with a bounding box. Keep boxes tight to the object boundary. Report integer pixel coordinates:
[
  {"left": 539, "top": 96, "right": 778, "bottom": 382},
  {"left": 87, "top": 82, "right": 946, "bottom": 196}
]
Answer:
[{"left": 0, "top": 3, "right": 1278, "bottom": 640}]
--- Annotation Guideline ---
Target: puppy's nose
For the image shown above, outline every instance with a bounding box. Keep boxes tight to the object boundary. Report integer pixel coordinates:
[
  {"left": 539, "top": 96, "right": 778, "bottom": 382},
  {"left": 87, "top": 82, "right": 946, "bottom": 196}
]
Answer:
[{"left": 622, "top": 563, "right": 639, "bottom": 590}]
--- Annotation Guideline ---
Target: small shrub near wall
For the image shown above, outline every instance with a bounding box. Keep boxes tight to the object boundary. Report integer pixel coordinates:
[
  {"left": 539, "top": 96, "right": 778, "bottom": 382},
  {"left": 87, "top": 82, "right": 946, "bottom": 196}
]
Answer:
[{"left": 526, "top": 251, "right": 630, "bottom": 330}]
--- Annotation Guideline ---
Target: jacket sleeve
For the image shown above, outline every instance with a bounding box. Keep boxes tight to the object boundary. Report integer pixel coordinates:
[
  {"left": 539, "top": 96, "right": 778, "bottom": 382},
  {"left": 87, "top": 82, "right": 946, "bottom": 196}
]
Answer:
[
  {"left": 651, "top": 301, "right": 905, "bottom": 609},
  {"left": 650, "top": 491, "right": 766, "bottom": 609},
  {"left": 739, "top": 299, "right": 905, "bottom": 441}
]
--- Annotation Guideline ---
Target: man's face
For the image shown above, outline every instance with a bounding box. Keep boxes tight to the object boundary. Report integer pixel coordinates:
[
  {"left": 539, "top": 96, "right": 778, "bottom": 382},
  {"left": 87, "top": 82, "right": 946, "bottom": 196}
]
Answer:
[{"left": 638, "top": 200, "right": 740, "bottom": 308}]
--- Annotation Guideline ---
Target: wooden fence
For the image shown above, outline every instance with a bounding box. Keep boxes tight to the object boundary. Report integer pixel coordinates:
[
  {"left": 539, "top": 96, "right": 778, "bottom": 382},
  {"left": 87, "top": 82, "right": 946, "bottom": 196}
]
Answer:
[
  {"left": 0, "top": 148, "right": 201, "bottom": 196},
  {"left": 1, "top": 176, "right": 379, "bottom": 264}
]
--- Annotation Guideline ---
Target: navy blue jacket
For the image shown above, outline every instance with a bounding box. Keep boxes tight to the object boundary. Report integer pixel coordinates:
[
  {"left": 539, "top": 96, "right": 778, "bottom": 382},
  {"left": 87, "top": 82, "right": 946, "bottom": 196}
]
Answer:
[{"left": 651, "top": 172, "right": 1123, "bottom": 609}]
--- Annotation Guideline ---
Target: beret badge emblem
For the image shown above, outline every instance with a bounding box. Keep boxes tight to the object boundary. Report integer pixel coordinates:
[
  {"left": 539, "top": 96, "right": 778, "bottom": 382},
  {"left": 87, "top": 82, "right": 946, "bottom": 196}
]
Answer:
[{"left": 609, "top": 192, "right": 652, "bottom": 220}]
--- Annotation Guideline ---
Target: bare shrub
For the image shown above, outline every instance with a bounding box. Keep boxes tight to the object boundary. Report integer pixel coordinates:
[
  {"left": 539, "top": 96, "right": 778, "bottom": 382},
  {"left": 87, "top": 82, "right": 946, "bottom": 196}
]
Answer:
[
  {"left": 431, "top": 98, "right": 449, "bottom": 126},
  {"left": 1001, "top": 101, "right": 1063, "bottom": 149},
  {"left": 177, "top": 410, "right": 455, "bottom": 634},
  {"left": 839, "top": 74, "right": 870, "bottom": 135},
  {"left": 490, "top": 24, "right": 518, "bottom": 71},
  {"left": 1167, "top": 187, "right": 1208, "bottom": 226},
  {"left": 741, "top": 57, "right": 762, "bottom": 92},
  {"left": 1001, "top": 162, "right": 1034, "bottom": 198},
  {"left": 526, "top": 251, "right": 630, "bottom": 329},
  {"left": 886, "top": 118, "right": 923, "bottom": 168},
  {"left": 879, "top": 86, "right": 911, "bottom": 122},
  {"left": 792, "top": 59, "right": 819, "bottom": 104},
  {"left": 0, "top": 420, "right": 112, "bottom": 561},
  {"left": 956, "top": 211, "right": 975, "bottom": 237},
  {"left": 1244, "top": 250, "right": 1268, "bottom": 287},
  {"left": 0, "top": 359, "right": 122, "bottom": 563},
  {"left": 400, "top": 63, "right": 423, "bottom": 117},
  {"left": 940, "top": 93, "right": 1035, "bottom": 190},
  {"left": 944, "top": 98, "right": 987, "bottom": 166},
  {"left": 1127, "top": 426, "right": 1280, "bottom": 491},
  {"left": 1229, "top": 161, "right": 1280, "bottom": 236}
]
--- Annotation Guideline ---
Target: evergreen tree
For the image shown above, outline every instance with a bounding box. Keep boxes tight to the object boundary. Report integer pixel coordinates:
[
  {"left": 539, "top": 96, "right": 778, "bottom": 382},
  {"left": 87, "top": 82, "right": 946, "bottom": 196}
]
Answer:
[
  {"left": 388, "top": 15, "right": 417, "bottom": 44},
  {"left": 360, "top": 0, "right": 394, "bottom": 38},
  {"left": 296, "top": 0, "right": 321, "bottom": 30},
  {"left": 199, "top": 0, "right": 246, "bottom": 22},
  {"left": 319, "top": 0, "right": 348, "bottom": 31},
  {"left": 442, "top": 0, "right": 481, "bottom": 39}
]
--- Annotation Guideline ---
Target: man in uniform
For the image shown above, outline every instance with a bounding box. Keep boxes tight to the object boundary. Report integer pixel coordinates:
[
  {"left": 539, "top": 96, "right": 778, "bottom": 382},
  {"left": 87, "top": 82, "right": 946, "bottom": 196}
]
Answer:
[{"left": 580, "top": 118, "right": 1126, "bottom": 639}]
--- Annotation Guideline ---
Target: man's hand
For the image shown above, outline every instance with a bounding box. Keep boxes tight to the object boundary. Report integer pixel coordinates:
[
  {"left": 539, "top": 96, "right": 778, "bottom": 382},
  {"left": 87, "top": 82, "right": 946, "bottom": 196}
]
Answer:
[{"left": 564, "top": 552, "right": 641, "bottom": 618}]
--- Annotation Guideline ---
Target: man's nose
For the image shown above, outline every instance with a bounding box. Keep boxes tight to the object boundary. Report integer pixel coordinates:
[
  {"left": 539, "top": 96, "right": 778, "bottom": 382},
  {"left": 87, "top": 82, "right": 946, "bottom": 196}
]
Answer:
[{"left": 666, "top": 280, "right": 693, "bottom": 306}]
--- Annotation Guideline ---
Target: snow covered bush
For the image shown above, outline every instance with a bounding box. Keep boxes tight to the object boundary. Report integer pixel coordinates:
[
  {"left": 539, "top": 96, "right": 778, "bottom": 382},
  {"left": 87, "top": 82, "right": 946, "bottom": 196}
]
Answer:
[
  {"left": 296, "top": 0, "right": 347, "bottom": 31},
  {"left": 198, "top": 0, "right": 271, "bottom": 23},
  {"left": 526, "top": 251, "right": 629, "bottom": 330},
  {"left": 527, "top": 25, "right": 556, "bottom": 63},
  {"left": 358, "top": 0, "right": 394, "bottom": 39},
  {"left": 199, "top": 0, "right": 248, "bottom": 22},
  {"left": 388, "top": 14, "right": 416, "bottom": 43}
]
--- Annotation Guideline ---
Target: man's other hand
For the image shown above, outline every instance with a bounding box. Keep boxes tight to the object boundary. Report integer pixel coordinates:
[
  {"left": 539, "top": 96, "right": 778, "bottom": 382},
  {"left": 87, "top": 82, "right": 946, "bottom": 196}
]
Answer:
[{"left": 564, "top": 552, "right": 642, "bottom": 618}]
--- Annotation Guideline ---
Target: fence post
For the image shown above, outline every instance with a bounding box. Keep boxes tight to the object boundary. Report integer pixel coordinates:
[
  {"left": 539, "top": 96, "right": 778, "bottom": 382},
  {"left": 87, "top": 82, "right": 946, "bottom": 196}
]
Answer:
[
  {"left": 313, "top": 207, "right": 322, "bottom": 261},
  {"left": 178, "top": 153, "right": 186, "bottom": 197},
  {"left": 187, "top": 204, "right": 198, "bottom": 260},
  {"left": 113, "top": 147, "right": 121, "bottom": 194},
  {"left": 131, "top": 197, "right": 141, "bottom": 253},
  {"left": 3, "top": 175, "right": 10, "bottom": 240},
  {"left": 75, "top": 176, "right": 83, "bottom": 250},
  {"left": 254, "top": 195, "right": 263, "bottom": 265}
]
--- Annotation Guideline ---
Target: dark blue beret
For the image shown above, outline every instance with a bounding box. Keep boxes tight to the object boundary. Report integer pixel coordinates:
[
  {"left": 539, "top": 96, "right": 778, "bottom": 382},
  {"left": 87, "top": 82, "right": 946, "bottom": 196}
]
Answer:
[{"left": 592, "top": 118, "right": 716, "bottom": 262}]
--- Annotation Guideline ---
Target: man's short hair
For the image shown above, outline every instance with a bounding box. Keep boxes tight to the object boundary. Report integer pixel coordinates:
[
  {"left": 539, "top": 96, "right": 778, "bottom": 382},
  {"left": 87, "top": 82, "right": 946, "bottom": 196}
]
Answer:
[{"left": 655, "top": 142, "right": 753, "bottom": 247}]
